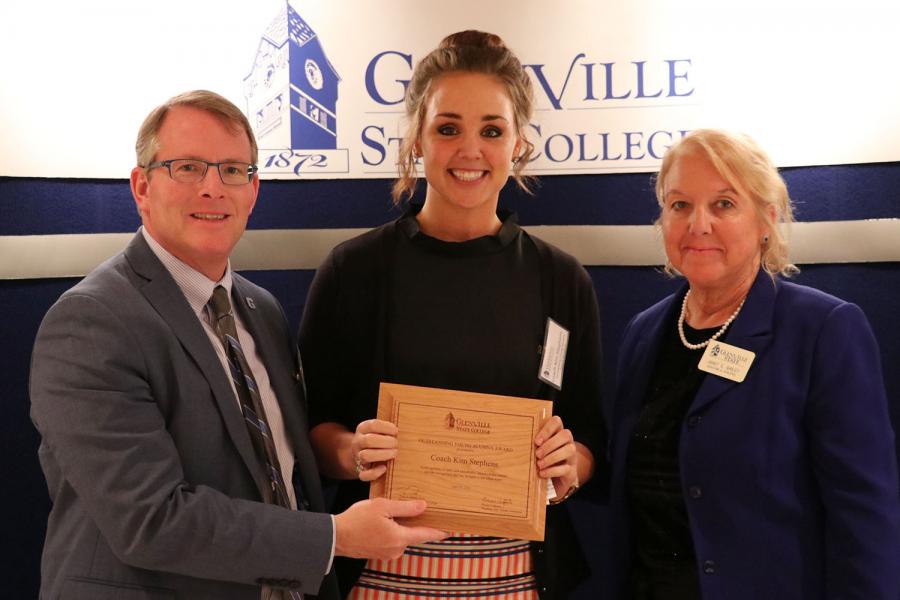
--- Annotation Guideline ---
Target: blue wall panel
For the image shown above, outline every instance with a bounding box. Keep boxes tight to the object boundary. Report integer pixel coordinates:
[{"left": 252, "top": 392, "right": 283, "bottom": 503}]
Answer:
[{"left": 2, "top": 166, "right": 898, "bottom": 598}]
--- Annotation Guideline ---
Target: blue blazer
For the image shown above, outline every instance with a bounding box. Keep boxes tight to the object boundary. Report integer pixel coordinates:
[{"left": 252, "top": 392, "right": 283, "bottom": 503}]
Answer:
[{"left": 608, "top": 270, "right": 900, "bottom": 599}]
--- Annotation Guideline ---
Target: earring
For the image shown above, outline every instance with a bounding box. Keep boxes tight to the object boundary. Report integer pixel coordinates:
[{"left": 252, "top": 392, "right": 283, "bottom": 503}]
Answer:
[{"left": 762, "top": 234, "right": 770, "bottom": 244}]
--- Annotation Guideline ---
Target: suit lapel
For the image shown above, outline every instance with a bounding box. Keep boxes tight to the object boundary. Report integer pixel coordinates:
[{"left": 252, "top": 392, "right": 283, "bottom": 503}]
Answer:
[
  {"left": 124, "top": 235, "right": 269, "bottom": 499},
  {"left": 232, "top": 276, "right": 324, "bottom": 511},
  {"left": 231, "top": 277, "right": 304, "bottom": 432},
  {"left": 689, "top": 271, "right": 777, "bottom": 414},
  {"left": 613, "top": 293, "right": 682, "bottom": 470},
  {"left": 621, "top": 295, "right": 681, "bottom": 419}
]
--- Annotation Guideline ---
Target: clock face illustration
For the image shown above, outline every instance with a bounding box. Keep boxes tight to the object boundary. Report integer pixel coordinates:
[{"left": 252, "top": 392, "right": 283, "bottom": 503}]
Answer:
[{"left": 305, "top": 58, "right": 323, "bottom": 90}]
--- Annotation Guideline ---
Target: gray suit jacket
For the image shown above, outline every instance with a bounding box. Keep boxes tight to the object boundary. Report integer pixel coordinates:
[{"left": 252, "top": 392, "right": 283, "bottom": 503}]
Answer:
[{"left": 30, "top": 233, "right": 339, "bottom": 600}]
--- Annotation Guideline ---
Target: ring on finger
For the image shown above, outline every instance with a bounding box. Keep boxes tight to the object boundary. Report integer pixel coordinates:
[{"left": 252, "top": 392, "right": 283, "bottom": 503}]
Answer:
[{"left": 354, "top": 454, "right": 369, "bottom": 475}]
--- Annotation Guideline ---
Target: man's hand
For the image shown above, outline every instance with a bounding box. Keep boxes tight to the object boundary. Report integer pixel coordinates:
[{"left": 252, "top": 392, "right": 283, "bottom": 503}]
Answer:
[{"left": 334, "top": 498, "right": 446, "bottom": 560}]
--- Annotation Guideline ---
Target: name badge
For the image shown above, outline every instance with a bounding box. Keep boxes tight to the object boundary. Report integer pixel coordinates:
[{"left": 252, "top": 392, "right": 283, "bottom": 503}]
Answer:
[
  {"left": 698, "top": 341, "right": 755, "bottom": 383},
  {"left": 538, "top": 318, "right": 569, "bottom": 390}
]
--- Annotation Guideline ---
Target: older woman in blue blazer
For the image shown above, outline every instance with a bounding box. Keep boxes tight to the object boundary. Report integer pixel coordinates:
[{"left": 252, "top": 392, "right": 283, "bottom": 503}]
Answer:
[{"left": 608, "top": 129, "right": 900, "bottom": 599}]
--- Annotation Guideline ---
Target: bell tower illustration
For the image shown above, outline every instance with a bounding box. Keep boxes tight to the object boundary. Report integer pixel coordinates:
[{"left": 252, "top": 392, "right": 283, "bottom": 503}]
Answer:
[{"left": 244, "top": 2, "right": 340, "bottom": 149}]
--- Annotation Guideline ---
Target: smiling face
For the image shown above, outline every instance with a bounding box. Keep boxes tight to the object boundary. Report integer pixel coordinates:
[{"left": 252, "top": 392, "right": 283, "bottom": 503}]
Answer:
[
  {"left": 130, "top": 105, "right": 259, "bottom": 281},
  {"left": 418, "top": 71, "right": 521, "bottom": 218},
  {"left": 660, "top": 151, "right": 769, "bottom": 295}
]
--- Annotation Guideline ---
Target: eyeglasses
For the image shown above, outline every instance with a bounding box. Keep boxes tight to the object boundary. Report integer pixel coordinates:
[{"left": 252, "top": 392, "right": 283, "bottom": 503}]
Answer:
[{"left": 143, "top": 159, "right": 258, "bottom": 185}]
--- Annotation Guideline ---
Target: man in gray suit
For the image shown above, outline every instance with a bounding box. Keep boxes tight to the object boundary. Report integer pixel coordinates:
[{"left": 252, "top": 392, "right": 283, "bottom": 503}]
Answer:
[{"left": 30, "top": 90, "right": 443, "bottom": 599}]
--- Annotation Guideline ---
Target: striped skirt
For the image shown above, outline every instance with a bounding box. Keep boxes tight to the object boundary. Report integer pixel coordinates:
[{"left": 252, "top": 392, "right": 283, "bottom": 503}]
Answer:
[{"left": 348, "top": 534, "right": 539, "bottom": 599}]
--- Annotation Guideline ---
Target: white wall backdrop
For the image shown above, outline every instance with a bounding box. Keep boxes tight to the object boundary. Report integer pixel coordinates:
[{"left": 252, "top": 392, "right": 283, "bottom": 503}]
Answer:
[{"left": 2, "top": 0, "right": 899, "bottom": 179}]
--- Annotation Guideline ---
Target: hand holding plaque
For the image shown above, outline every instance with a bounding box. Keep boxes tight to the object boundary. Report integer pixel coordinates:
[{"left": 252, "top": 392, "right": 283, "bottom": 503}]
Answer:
[
  {"left": 350, "top": 419, "right": 398, "bottom": 482},
  {"left": 534, "top": 414, "right": 581, "bottom": 504},
  {"left": 370, "top": 382, "right": 552, "bottom": 541}
]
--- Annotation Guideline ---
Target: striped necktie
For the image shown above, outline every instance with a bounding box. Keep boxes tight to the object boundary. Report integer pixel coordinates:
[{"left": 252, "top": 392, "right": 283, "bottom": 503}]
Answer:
[{"left": 208, "top": 285, "right": 293, "bottom": 508}]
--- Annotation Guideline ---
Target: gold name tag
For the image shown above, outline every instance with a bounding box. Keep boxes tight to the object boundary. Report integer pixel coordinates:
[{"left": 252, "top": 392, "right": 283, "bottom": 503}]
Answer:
[{"left": 698, "top": 341, "right": 755, "bottom": 383}]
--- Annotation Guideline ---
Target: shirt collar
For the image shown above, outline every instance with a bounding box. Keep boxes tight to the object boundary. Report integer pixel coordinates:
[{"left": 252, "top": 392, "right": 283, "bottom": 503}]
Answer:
[
  {"left": 140, "top": 227, "right": 233, "bottom": 319},
  {"left": 398, "top": 203, "right": 521, "bottom": 251}
]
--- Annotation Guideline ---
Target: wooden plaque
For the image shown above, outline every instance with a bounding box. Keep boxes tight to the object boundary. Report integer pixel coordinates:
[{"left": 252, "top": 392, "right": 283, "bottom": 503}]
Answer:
[{"left": 370, "top": 382, "right": 552, "bottom": 541}]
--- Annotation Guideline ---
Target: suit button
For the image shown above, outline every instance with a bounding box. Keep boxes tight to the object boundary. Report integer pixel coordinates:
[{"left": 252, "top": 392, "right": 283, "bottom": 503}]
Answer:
[
  {"left": 687, "top": 415, "right": 701, "bottom": 428},
  {"left": 294, "top": 371, "right": 301, "bottom": 381},
  {"left": 688, "top": 485, "right": 703, "bottom": 499},
  {"left": 703, "top": 560, "right": 716, "bottom": 574}
]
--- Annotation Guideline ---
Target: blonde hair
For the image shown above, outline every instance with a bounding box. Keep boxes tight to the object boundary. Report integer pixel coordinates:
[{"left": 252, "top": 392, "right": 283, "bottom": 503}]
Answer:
[
  {"left": 391, "top": 30, "right": 535, "bottom": 205},
  {"left": 655, "top": 128, "right": 798, "bottom": 278},
  {"left": 134, "top": 90, "right": 258, "bottom": 168}
]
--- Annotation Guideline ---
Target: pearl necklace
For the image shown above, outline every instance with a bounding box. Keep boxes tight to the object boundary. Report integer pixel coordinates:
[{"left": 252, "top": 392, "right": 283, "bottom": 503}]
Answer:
[{"left": 678, "top": 290, "right": 746, "bottom": 350}]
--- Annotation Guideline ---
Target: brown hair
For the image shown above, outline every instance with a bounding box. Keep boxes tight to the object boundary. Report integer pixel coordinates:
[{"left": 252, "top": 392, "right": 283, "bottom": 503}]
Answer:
[
  {"left": 134, "top": 90, "right": 258, "bottom": 168},
  {"left": 655, "top": 128, "right": 798, "bottom": 278},
  {"left": 392, "top": 30, "right": 535, "bottom": 204}
]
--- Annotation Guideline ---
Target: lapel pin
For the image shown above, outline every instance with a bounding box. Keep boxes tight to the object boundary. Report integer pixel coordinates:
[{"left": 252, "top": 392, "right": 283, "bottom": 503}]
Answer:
[{"left": 246, "top": 297, "right": 256, "bottom": 310}]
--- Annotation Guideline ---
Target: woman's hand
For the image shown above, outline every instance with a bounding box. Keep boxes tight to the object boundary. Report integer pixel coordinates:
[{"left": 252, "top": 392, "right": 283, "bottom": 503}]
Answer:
[
  {"left": 351, "top": 419, "right": 399, "bottom": 481},
  {"left": 534, "top": 415, "right": 579, "bottom": 501}
]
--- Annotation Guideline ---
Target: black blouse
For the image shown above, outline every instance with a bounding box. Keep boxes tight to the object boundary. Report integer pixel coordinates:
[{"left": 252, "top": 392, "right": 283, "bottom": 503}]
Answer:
[
  {"left": 388, "top": 210, "right": 543, "bottom": 397},
  {"left": 625, "top": 315, "right": 727, "bottom": 600}
]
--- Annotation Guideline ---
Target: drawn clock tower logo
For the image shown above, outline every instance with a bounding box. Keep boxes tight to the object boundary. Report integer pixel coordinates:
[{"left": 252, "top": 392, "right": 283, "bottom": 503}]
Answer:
[{"left": 243, "top": 2, "right": 348, "bottom": 176}]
